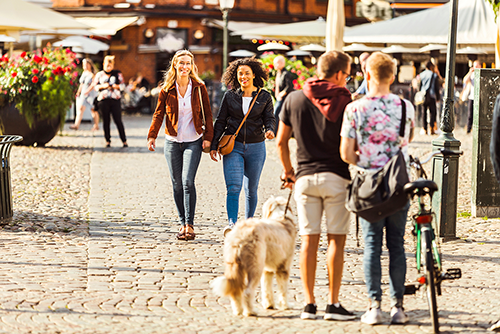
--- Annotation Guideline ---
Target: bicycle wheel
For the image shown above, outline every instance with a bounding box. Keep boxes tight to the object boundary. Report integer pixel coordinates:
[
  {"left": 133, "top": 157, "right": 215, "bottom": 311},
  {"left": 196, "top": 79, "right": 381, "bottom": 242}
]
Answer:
[{"left": 422, "top": 228, "right": 439, "bottom": 333}]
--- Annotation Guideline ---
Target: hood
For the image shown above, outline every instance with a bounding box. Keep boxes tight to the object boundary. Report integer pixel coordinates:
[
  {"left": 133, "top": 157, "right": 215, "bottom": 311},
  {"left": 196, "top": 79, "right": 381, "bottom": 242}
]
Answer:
[{"left": 302, "top": 78, "right": 352, "bottom": 123}]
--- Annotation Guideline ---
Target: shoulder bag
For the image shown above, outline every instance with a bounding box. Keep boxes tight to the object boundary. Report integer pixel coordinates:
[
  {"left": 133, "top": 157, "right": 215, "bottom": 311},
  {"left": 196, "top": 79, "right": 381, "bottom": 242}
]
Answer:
[
  {"left": 345, "top": 98, "right": 409, "bottom": 223},
  {"left": 217, "top": 88, "right": 261, "bottom": 156},
  {"left": 197, "top": 86, "right": 210, "bottom": 153}
]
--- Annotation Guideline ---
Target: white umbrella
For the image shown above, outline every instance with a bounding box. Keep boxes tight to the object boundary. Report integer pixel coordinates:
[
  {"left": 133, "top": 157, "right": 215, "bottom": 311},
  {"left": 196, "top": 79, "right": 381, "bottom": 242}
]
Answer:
[
  {"left": 381, "top": 45, "right": 420, "bottom": 53},
  {"left": 232, "top": 18, "right": 328, "bottom": 44},
  {"left": 326, "top": 0, "right": 345, "bottom": 51},
  {"left": 0, "top": 0, "right": 90, "bottom": 33},
  {"left": 228, "top": 49, "right": 256, "bottom": 57},
  {"left": 53, "top": 36, "right": 109, "bottom": 55},
  {"left": 257, "top": 42, "right": 290, "bottom": 51},
  {"left": 0, "top": 35, "right": 16, "bottom": 42},
  {"left": 419, "top": 44, "right": 448, "bottom": 52},
  {"left": 343, "top": 43, "right": 380, "bottom": 52},
  {"left": 300, "top": 43, "right": 326, "bottom": 52},
  {"left": 456, "top": 46, "right": 490, "bottom": 54},
  {"left": 287, "top": 50, "right": 312, "bottom": 57}
]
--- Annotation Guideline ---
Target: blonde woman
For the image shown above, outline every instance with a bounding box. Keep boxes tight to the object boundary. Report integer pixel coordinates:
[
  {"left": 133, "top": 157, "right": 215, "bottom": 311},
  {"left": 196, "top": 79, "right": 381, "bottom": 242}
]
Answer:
[
  {"left": 71, "top": 58, "right": 99, "bottom": 131},
  {"left": 147, "top": 50, "right": 214, "bottom": 241},
  {"left": 93, "top": 55, "right": 127, "bottom": 147}
]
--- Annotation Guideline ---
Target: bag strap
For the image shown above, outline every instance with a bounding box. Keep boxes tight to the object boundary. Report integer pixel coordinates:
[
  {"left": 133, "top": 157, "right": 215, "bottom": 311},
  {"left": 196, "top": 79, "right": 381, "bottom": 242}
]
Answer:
[
  {"left": 355, "top": 215, "right": 360, "bottom": 247},
  {"left": 234, "top": 88, "right": 261, "bottom": 137},
  {"left": 399, "top": 98, "right": 406, "bottom": 138},
  {"left": 198, "top": 86, "right": 206, "bottom": 128}
]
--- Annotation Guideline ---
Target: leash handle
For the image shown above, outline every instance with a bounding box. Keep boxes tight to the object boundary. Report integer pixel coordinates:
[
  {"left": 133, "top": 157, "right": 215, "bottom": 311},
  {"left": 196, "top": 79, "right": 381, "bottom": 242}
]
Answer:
[{"left": 283, "top": 188, "right": 293, "bottom": 220}]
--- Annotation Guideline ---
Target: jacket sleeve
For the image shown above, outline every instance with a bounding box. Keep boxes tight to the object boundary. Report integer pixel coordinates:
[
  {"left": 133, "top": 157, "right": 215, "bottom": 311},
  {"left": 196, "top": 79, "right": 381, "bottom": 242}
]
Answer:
[
  {"left": 147, "top": 89, "right": 167, "bottom": 139},
  {"left": 491, "top": 94, "right": 500, "bottom": 184},
  {"left": 200, "top": 85, "right": 214, "bottom": 142},
  {"left": 211, "top": 91, "right": 230, "bottom": 151},
  {"left": 262, "top": 92, "right": 276, "bottom": 133}
]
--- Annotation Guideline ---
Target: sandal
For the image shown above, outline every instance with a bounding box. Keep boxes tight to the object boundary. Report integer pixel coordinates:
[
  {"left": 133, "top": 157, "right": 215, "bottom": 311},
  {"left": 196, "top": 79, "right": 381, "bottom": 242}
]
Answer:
[
  {"left": 105, "top": 142, "right": 111, "bottom": 148},
  {"left": 176, "top": 226, "right": 186, "bottom": 240},
  {"left": 185, "top": 225, "right": 195, "bottom": 241}
]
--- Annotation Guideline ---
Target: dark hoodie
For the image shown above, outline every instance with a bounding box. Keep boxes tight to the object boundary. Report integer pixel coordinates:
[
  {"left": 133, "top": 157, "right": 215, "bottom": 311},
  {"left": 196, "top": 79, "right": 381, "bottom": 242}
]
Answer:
[
  {"left": 280, "top": 78, "right": 351, "bottom": 180},
  {"left": 302, "top": 78, "right": 352, "bottom": 123}
]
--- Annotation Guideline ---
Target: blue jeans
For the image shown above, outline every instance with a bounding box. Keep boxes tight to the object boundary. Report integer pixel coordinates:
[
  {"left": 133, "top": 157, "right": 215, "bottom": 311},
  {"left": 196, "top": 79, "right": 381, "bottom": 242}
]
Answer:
[
  {"left": 360, "top": 202, "right": 409, "bottom": 307},
  {"left": 222, "top": 141, "right": 266, "bottom": 224},
  {"left": 273, "top": 99, "right": 284, "bottom": 135},
  {"left": 164, "top": 137, "right": 203, "bottom": 226}
]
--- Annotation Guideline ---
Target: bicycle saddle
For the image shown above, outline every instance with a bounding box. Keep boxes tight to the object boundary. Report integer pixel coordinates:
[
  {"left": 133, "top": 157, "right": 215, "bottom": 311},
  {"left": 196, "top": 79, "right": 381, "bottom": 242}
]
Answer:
[{"left": 404, "top": 179, "right": 438, "bottom": 197}]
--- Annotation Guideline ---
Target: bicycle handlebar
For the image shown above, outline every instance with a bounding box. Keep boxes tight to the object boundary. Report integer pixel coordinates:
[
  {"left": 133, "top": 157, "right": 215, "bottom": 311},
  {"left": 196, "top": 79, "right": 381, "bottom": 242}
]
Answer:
[{"left": 410, "top": 148, "right": 463, "bottom": 179}]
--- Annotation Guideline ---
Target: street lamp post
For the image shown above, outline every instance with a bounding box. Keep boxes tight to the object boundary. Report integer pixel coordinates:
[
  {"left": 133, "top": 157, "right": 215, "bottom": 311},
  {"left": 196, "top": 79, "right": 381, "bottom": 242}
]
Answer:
[
  {"left": 431, "top": 0, "right": 461, "bottom": 241},
  {"left": 219, "top": 0, "right": 235, "bottom": 73}
]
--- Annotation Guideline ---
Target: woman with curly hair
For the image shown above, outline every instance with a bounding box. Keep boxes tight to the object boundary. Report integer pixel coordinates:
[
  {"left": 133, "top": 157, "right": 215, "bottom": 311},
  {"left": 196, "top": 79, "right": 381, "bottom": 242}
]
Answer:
[
  {"left": 147, "top": 50, "right": 214, "bottom": 241},
  {"left": 210, "top": 57, "right": 275, "bottom": 236}
]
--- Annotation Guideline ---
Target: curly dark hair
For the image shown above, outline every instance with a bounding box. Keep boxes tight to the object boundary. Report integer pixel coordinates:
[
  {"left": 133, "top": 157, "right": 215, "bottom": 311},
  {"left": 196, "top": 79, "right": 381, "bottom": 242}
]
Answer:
[{"left": 222, "top": 57, "right": 268, "bottom": 89}]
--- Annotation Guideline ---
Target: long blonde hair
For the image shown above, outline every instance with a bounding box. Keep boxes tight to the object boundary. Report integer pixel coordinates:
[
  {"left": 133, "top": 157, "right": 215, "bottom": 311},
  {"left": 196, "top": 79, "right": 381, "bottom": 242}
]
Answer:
[
  {"left": 83, "top": 58, "right": 97, "bottom": 75},
  {"left": 161, "top": 50, "right": 203, "bottom": 91}
]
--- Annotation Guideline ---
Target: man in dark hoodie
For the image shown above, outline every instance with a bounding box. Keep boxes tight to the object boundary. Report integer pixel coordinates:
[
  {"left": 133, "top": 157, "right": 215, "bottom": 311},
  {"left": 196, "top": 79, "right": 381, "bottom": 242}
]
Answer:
[{"left": 277, "top": 51, "right": 354, "bottom": 321}]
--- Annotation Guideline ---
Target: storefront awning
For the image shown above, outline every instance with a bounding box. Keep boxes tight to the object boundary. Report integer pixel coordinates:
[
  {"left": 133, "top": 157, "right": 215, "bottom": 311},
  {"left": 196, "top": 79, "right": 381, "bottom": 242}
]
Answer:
[{"left": 75, "top": 17, "right": 138, "bottom": 36}]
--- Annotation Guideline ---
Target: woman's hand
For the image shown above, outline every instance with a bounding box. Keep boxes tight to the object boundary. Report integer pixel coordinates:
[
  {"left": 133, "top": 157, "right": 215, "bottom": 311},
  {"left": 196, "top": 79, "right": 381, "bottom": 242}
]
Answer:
[
  {"left": 202, "top": 140, "right": 211, "bottom": 151},
  {"left": 210, "top": 150, "right": 220, "bottom": 162},
  {"left": 147, "top": 138, "right": 156, "bottom": 151},
  {"left": 265, "top": 130, "right": 275, "bottom": 140}
]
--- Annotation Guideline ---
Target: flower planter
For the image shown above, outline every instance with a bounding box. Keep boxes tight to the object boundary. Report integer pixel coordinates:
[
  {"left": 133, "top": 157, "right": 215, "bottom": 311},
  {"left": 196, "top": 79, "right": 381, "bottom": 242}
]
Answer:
[{"left": 0, "top": 103, "right": 61, "bottom": 147}]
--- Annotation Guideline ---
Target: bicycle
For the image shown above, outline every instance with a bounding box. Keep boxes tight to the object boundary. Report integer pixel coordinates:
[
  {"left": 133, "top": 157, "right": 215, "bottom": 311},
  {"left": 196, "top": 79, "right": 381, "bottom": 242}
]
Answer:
[{"left": 403, "top": 148, "right": 463, "bottom": 334}]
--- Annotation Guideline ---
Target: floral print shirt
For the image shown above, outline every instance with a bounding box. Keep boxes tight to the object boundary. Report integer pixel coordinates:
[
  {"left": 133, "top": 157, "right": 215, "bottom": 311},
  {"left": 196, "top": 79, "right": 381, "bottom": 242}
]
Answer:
[
  {"left": 341, "top": 93, "right": 415, "bottom": 171},
  {"left": 93, "top": 70, "right": 125, "bottom": 101}
]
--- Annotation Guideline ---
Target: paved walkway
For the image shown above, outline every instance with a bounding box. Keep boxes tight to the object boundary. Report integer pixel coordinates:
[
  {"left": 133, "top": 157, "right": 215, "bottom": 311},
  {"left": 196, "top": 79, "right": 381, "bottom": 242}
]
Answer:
[{"left": 2, "top": 115, "right": 499, "bottom": 333}]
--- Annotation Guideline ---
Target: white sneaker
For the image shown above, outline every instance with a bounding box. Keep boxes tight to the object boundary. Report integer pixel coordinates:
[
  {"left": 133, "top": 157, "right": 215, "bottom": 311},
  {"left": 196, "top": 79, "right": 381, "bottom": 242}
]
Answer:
[
  {"left": 390, "top": 307, "right": 409, "bottom": 324},
  {"left": 223, "top": 223, "right": 235, "bottom": 237},
  {"left": 361, "top": 308, "right": 383, "bottom": 325},
  {"left": 420, "top": 128, "right": 427, "bottom": 135}
]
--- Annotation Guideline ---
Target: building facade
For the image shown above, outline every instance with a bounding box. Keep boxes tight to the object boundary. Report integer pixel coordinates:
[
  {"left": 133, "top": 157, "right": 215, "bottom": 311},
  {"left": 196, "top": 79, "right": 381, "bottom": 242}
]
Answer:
[{"left": 52, "top": 0, "right": 366, "bottom": 85}]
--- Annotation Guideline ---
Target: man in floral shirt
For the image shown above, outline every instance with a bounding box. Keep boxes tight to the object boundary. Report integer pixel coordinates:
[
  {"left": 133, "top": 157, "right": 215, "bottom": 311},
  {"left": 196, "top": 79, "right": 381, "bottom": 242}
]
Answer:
[{"left": 340, "top": 52, "right": 415, "bottom": 325}]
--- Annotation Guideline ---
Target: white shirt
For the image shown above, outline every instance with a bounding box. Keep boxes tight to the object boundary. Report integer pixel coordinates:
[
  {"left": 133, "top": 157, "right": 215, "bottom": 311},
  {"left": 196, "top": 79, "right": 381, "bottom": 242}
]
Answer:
[
  {"left": 165, "top": 80, "right": 202, "bottom": 143},
  {"left": 242, "top": 97, "right": 253, "bottom": 115}
]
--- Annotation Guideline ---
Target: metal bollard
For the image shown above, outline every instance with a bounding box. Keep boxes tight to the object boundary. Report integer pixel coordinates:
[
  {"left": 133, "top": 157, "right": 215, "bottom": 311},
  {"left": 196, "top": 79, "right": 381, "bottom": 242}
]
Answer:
[{"left": 0, "top": 135, "right": 23, "bottom": 222}]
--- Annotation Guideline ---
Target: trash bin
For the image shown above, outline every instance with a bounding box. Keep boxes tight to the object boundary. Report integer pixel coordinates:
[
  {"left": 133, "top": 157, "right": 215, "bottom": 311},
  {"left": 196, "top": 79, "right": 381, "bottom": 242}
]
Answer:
[{"left": 0, "top": 135, "right": 23, "bottom": 222}]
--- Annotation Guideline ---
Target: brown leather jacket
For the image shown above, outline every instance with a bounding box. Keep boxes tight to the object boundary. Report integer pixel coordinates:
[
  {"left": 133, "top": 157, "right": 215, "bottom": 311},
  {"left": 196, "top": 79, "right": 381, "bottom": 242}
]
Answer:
[{"left": 147, "top": 80, "right": 214, "bottom": 142}]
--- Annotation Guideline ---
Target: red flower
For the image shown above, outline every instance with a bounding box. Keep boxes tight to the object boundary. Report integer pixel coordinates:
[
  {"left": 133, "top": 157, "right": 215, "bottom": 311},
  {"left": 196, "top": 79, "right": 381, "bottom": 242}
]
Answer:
[
  {"left": 32, "top": 68, "right": 39, "bottom": 74},
  {"left": 43, "top": 57, "right": 49, "bottom": 64},
  {"left": 70, "top": 80, "right": 73, "bottom": 85},
  {"left": 268, "top": 64, "right": 274, "bottom": 70},
  {"left": 18, "top": 88, "right": 22, "bottom": 94},
  {"left": 65, "top": 48, "right": 71, "bottom": 54},
  {"left": 32, "top": 76, "right": 39, "bottom": 83},
  {"left": 33, "top": 55, "right": 42, "bottom": 64},
  {"left": 49, "top": 76, "right": 54, "bottom": 81},
  {"left": 11, "top": 72, "right": 17, "bottom": 78},
  {"left": 20, "top": 51, "right": 26, "bottom": 58}
]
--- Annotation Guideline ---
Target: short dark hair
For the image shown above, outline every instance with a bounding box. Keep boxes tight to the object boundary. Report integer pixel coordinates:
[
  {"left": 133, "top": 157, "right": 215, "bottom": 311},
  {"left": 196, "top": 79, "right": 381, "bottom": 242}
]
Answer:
[
  {"left": 317, "top": 51, "right": 351, "bottom": 80},
  {"left": 222, "top": 57, "right": 268, "bottom": 89},
  {"left": 426, "top": 60, "right": 435, "bottom": 70}
]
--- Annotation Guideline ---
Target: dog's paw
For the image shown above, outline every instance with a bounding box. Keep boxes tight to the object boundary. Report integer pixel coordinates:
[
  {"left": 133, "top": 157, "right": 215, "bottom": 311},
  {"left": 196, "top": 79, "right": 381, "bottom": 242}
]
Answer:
[
  {"left": 262, "top": 301, "right": 275, "bottom": 310},
  {"left": 243, "top": 310, "right": 257, "bottom": 317}
]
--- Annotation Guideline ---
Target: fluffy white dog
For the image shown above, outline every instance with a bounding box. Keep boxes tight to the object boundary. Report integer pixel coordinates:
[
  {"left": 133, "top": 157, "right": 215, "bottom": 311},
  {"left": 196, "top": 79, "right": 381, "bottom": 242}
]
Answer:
[{"left": 211, "top": 196, "right": 296, "bottom": 316}]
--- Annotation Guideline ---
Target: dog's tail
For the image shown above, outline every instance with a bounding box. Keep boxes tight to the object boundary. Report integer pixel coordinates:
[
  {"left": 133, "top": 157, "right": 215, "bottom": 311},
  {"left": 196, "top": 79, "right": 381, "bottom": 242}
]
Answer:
[{"left": 211, "top": 247, "right": 245, "bottom": 297}]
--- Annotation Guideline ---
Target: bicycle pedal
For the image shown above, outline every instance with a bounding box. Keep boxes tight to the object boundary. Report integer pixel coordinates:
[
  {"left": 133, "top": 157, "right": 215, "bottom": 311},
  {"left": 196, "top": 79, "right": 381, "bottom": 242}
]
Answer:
[
  {"left": 404, "top": 284, "right": 419, "bottom": 295},
  {"left": 443, "top": 268, "right": 461, "bottom": 280}
]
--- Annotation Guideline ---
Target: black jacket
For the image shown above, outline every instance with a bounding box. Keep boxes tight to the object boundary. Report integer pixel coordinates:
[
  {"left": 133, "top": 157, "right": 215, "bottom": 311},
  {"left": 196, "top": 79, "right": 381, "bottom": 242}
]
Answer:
[
  {"left": 211, "top": 88, "right": 275, "bottom": 150},
  {"left": 276, "top": 70, "right": 294, "bottom": 97}
]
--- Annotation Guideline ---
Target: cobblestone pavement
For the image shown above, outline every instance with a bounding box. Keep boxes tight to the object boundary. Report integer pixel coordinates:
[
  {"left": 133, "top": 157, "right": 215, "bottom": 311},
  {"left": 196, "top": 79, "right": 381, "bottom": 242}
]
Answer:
[{"left": 0, "top": 114, "right": 498, "bottom": 333}]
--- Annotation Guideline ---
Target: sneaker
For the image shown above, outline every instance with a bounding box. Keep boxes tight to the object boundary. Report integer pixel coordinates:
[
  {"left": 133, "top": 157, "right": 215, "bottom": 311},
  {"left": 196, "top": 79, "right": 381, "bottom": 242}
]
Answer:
[
  {"left": 390, "top": 307, "right": 409, "bottom": 324},
  {"left": 324, "top": 304, "right": 356, "bottom": 321},
  {"left": 420, "top": 128, "right": 427, "bottom": 135},
  {"left": 300, "top": 303, "right": 317, "bottom": 320},
  {"left": 223, "top": 223, "right": 235, "bottom": 237},
  {"left": 361, "top": 308, "right": 383, "bottom": 325}
]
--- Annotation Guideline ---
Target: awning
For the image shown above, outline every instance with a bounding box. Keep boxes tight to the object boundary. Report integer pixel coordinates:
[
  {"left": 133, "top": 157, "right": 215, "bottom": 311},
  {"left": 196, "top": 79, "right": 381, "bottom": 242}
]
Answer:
[
  {"left": 204, "top": 19, "right": 273, "bottom": 39},
  {"left": 75, "top": 17, "right": 138, "bottom": 36}
]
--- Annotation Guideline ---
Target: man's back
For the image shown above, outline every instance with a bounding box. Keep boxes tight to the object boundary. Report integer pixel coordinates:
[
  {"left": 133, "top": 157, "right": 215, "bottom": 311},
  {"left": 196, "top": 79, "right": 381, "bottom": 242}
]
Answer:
[{"left": 281, "top": 90, "right": 350, "bottom": 180}]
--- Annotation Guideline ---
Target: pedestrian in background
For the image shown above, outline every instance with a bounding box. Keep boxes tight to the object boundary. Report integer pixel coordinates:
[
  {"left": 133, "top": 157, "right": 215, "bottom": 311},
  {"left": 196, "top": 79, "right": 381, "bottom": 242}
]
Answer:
[
  {"left": 352, "top": 52, "right": 370, "bottom": 100},
  {"left": 340, "top": 52, "right": 415, "bottom": 325},
  {"left": 273, "top": 55, "right": 294, "bottom": 135},
  {"left": 277, "top": 51, "right": 355, "bottom": 321},
  {"left": 147, "top": 50, "right": 213, "bottom": 241},
  {"left": 463, "top": 60, "right": 481, "bottom": 134},
  {"left": 71, "top": 58, "right": 99, "bottom": 131},
  {"left": 210, "top": 57, "right": 275, "bottom": 236},
  {"left": 93, "top": 55, "right": 128, "bottom": 147},
  {"left": 418, "top": 60, "right": 439, "bottom": 135}
]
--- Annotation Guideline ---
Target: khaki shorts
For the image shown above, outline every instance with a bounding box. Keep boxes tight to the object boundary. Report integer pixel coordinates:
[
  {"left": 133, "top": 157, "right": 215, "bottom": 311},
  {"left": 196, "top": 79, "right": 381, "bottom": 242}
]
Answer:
[{"left": 294, "top": 172, "right": 351, "bottom": 236}]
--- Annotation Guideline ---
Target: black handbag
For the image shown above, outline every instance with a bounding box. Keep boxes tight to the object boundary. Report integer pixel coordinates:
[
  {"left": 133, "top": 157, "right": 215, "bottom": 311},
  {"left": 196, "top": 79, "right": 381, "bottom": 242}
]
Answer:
[{"left": 345, "top": 98, "right": 409, "bottom": 223}]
